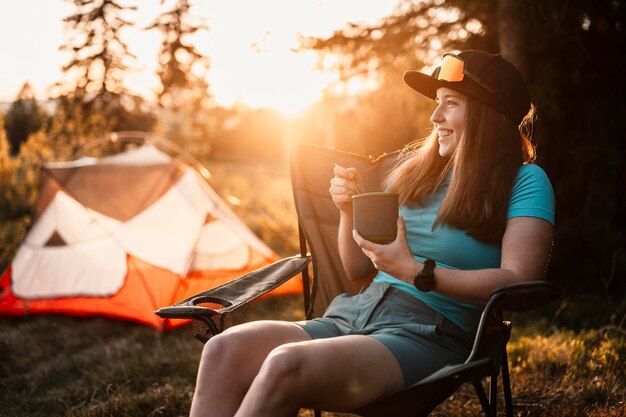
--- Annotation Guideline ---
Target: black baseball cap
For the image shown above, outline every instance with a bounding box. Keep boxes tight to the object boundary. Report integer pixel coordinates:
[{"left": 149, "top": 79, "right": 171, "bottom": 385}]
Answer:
[{"left": 403, "top": 50, "right": 531, "bottom": 124}]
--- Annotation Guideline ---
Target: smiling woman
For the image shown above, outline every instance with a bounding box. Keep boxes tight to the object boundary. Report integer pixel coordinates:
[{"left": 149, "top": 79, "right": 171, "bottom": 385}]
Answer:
[{"left": 0, "top": 0, "right": 397, "bottom": 115}]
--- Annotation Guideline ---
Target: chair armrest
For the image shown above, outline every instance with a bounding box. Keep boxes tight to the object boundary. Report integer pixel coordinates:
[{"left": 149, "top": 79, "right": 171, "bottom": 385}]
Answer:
[
  {"left": 466, "top": 281, "right": 561, "bottom": 364},
  {"left": 154, "top": 255, "right": 310, "bottom": 319},
  {"left": 489, "top": 280, "right": 562, "bottom": 313}
]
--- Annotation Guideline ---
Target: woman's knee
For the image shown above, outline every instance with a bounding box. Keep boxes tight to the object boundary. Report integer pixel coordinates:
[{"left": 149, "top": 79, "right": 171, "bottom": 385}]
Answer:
[
  {"left": 200, "top": 330, "right": 247, "bottom": 368},
  {"left": 256, "top": 344, "right": 308, "bottom": 394}
]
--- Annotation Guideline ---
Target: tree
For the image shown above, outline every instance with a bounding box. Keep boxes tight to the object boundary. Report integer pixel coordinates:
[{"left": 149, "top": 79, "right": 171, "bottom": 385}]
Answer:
[
  {"left": 147, "top": 0, "right": 209, "bottom": 106},
  {"left": 147, "top": 0, "right": 214, "bottom": 158},
  {"left": 509, "top": 0, "right": 626, "bottom": 300},
  {"left": 4, "top": 83, "right": 48, "bottom": 155},
  {"left": 54, "top": 0, "right": 155, "bottom": 141},
  {"left": 302, "top": 0, "right": 496, "bottom": 84},
  {"left": 41, "top": 95, "right": 113, "bottom": 161},
  {"left": 0, "top": 112, "right": 16, "bottom": 217},
  {"left": 0, "top": 113, "right": 32, "bottom": 269},
  {"left": 57, "top": 0, "right": 137, "bottom": 109}
]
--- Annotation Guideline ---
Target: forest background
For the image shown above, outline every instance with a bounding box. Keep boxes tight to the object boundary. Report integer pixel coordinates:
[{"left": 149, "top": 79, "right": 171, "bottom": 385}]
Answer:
[{"left": 0, "top": 0, "right": 625, "bottom": 416}]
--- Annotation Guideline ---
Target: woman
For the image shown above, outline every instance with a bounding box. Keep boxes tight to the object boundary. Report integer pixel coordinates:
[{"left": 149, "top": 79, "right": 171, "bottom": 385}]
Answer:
[{"left": 189, "top": 50, "right": 555, "bottom": 417}]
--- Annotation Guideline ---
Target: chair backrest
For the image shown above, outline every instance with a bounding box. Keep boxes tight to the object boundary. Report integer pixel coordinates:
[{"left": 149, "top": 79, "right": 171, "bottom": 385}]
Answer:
[{"left": 289, "top": 144, "right": 399, "bottom": 317}]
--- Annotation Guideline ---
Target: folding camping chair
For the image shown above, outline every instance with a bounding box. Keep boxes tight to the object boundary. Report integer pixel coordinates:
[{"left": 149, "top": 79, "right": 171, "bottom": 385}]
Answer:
[{"left": 155, "top": 143, "right": 561, "bottom": 417}]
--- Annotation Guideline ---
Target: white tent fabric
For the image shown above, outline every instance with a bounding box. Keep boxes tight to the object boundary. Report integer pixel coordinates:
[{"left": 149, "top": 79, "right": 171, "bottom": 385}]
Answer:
[
  {"left": 25, "top": 191, "right": 123, "bottom": 245},
  {"left": 12, "top": 238, "right": 127, "bottom": 298},
  {"left": 119, "top": 169, "right": 211, "bottom": 274},
  {"left": 192, "top": 221, "right": 251, "bottom": 270}
]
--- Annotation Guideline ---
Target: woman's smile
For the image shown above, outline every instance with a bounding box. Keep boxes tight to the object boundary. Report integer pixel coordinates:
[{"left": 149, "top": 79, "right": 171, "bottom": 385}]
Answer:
[{"left": 437, "top": 128, "right": 453, "bottom": 138}]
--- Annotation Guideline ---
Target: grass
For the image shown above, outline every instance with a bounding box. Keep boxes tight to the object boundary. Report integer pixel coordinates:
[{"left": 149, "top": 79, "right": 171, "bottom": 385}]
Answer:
[{"left": 1, "top": 159, "right": 625, "bottom": 416}]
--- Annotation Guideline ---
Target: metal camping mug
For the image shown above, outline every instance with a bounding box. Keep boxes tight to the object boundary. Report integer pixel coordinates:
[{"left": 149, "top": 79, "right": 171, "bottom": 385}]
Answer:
[{"left": 352, "top": 192, "right": 399, "bottom": 244}]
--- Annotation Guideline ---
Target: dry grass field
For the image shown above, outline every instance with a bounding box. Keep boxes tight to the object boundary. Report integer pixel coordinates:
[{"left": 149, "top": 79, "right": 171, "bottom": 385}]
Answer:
[{"left": 0, "top": 159, "right": 624, "bottom": 417}]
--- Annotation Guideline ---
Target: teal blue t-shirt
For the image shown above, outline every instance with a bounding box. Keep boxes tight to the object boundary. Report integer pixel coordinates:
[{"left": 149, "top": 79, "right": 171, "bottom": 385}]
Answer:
[{"left": 373, "top": 164, "right": 555, "bottom": 336}]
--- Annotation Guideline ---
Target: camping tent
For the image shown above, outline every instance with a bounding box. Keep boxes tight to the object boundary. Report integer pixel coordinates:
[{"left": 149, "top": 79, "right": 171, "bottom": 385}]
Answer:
[{"left": 0, "top": 133, "right": 300, "bottom": 329}]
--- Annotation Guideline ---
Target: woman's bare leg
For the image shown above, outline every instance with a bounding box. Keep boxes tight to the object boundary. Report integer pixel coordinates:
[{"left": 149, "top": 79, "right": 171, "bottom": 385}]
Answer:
[
  {"left": 234, "top": 335, "right": 404, "bottom": 417},
  {"left": 189, "top": 320, "right": 311, "bottom": 417}
]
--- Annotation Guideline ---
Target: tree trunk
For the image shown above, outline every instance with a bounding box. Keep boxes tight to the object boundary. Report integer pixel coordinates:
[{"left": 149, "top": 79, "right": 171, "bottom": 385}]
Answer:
[{"left": 497, "top": 0, "right": 530, "bottom": 77}]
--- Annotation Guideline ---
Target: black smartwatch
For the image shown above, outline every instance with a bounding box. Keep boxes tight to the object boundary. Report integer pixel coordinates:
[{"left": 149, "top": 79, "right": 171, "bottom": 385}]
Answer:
[{"left": 413, "top": 259, "right": 436, "bottom": 292}]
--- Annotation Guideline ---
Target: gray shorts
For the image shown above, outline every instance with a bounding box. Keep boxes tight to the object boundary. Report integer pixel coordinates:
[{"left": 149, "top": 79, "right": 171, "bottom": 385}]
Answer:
[{"left": 296, "top": 282, "right": 472, "bottom": 387}]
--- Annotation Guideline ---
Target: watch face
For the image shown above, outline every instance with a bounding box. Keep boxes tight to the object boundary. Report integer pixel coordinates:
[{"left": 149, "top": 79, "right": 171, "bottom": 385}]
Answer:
[
  {"left": 414, "top": 272, "right": 435, "bottom": 292},
  {"left": 414, "top": 259, "right": 436, "bottom": 292}
]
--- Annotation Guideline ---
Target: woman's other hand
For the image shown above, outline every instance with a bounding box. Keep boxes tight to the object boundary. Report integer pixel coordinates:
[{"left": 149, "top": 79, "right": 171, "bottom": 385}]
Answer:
[
  {"left": 352, "top": 216, "right": 418, "bottom": 282},
  {"left": 329, "top": 164, "right": 362, "bottom": 213}
]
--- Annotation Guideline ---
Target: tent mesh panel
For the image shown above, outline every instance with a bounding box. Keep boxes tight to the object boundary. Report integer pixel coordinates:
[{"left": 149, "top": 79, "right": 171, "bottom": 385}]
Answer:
[{"left": 192, "top": 301, "right": 232, "bottom": 344}]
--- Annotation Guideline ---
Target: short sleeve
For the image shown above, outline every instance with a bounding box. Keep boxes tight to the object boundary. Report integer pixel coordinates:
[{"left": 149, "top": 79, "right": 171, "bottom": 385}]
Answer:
[{"left": 507, "top": 164, "right": 555, "bottom": 225}]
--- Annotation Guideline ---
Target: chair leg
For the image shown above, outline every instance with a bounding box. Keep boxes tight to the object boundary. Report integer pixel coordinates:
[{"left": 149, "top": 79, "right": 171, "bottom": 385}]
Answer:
[
  {"left": 489, "top": 374, "right": 498, "bottom": 415},
  {"left": 472, "top": 381, "right": 495, "bottom": 417},
  {"left": 501, "top": 349, "right": 514, "bottom": 417}
]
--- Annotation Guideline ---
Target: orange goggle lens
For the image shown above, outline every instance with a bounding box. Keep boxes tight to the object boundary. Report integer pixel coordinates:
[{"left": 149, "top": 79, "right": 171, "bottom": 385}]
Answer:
[{"left": 435, "top": 54, "right": 465, "bottom": 82}]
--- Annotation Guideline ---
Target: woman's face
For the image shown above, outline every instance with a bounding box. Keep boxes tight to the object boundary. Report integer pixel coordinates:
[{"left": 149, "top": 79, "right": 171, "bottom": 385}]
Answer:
[{"left": 430, "top": 87, "right": 468, "bottom": 158}]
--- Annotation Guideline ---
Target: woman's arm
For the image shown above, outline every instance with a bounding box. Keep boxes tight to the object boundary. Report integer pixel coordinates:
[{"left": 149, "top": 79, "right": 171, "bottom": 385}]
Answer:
[
  {"left": 353, "top": 216, "right": 554, "bottom": 304},
  {"left": 329, "top": 165, "right": 377, "bottom": 281}
]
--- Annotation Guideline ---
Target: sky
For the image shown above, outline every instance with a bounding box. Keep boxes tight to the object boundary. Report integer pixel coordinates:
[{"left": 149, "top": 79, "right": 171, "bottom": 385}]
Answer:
[{"left": 0, "top": 0, "right": 398, "bottom": 114}]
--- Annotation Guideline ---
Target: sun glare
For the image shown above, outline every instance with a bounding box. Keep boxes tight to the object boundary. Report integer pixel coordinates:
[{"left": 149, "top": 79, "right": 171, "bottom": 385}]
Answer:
[{"left": 210, "top": 43, "right": 331, "bottom": 116}]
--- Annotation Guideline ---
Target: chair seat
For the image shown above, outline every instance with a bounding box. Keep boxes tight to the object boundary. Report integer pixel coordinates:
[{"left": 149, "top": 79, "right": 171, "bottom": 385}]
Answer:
[{"left": 355, "top": 358, "right": 495, "bottom": 417}]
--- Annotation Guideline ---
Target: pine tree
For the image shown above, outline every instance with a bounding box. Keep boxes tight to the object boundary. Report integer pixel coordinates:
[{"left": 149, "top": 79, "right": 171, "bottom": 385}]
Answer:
[
  {"left": 301, "top": 0, "right": 496, "bottom": 84},
  {"left": 147, "top": 0, "right": 210, "bottom": 107},
  {"left": 0, "top": 112, "right": 15, "bottom": 210},
  {"left": 4, "top": 82, "right": 48, "bottom": 155},
  {"left": 147, "top": 0, "right": 214, "bottom": 158},
  {"left": 0, "top": 112, "right": 18, "bottom": 263},
  {"left": 57, "top": 0, "right": 137, "bottom": 113},
  {"left": 0, "top": 112, "right": 30, "bottom": 248}
]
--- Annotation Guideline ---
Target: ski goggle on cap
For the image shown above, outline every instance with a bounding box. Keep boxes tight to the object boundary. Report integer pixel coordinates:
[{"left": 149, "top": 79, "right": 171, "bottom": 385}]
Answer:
[{"left": 403, "top": 50, "right": 531, "bottom": 125}]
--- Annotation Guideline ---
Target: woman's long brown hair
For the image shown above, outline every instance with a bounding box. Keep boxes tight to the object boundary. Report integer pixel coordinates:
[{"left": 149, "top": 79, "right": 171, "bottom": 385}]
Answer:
[{"left": 385, "top": 99, "right": 536, "bottom": 243}]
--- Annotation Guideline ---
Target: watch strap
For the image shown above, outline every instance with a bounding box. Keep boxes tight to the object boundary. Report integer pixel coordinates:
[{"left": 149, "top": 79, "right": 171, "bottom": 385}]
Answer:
[{"left": 423, "top": 259, "right": 436, "bottom": 275}]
